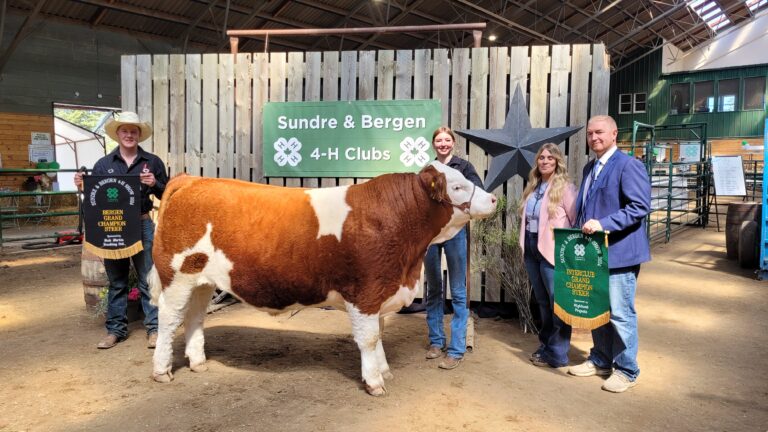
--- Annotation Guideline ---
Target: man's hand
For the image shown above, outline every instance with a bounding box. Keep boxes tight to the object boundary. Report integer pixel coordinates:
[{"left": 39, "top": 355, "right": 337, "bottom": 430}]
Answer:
[
  {"left": 74, "top": 172, "right": 84, "bottom": 191},
  {"left": 582, "top": 219, "right": 603, "bottom": 235},
  {"left": 139, "top": 171, "right": 156, "bottom": 188}
]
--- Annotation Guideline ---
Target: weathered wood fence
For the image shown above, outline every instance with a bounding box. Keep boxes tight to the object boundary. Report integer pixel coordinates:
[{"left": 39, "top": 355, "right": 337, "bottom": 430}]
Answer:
[{"left": 121, "top": 44, "right": 609, "bottom": 303}]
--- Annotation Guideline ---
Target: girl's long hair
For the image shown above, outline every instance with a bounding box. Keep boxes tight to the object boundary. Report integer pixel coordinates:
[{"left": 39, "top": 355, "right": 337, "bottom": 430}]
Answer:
[{"left": 521, "top": 143, "right": 571, "bottom": 218}]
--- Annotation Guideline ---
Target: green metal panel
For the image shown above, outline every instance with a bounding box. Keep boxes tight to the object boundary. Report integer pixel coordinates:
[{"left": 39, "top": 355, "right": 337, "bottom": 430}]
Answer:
[{"left": 610, "top": 50, "right": 768, "bottom": 138}]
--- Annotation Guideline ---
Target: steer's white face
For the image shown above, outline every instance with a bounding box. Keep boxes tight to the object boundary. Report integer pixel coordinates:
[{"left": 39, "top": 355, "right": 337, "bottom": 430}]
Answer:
[{"left": 429, "top": 161, "right": 497, "bottom": 244}]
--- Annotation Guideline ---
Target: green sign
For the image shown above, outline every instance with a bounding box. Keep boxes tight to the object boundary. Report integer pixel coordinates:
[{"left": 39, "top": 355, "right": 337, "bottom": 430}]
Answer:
[
  {"left": 263, "top": 100, "right": 441, "bottom": 177},
  {"left": 553, "top": 228, "right": 610, "bottom": 330}
]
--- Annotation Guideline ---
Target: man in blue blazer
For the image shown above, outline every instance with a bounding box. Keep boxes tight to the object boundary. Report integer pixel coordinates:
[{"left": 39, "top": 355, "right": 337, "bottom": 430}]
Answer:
[{"left": 568, "top": 115, "right": 651, "bottom": 393}]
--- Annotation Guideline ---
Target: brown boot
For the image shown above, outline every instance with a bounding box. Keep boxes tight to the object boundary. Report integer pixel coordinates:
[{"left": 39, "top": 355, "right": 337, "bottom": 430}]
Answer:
[
  {"left": 438, "top": 356, "right": 463, "bottom": 370},
  {"left": 425, "top": 345, "right": 443, "bottom": 359},
  {"left": 97, "top": 334, "right": 120, "bottom": 349},
  {"left": 147, "top": 332, "right": 158, "bottom": 349}
]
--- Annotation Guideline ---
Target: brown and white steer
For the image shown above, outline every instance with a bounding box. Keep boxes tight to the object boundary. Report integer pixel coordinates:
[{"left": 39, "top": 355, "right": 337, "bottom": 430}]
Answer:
[{"left": 149, "top": 161, "right": 496, "bottom": 395}]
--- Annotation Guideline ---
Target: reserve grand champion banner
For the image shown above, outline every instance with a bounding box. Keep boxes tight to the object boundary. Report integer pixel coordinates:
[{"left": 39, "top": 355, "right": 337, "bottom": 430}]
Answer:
[
  {"left": 554, "top": 228, "right": 610, "bottom": 329},
  {"left": 83, "top": 175, "right": 142, "bottom": 260},
  {"left": 263, "top": 100, "right": 441, "bottom": 177}
]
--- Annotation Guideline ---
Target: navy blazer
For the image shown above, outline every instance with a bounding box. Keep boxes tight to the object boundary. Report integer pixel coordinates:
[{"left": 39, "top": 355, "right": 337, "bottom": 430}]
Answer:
[{"left": 575, "top": 149, "right": 652, "bottom": 269}]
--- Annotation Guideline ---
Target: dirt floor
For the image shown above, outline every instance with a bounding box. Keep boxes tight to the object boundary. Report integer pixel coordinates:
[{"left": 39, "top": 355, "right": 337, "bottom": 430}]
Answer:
[{"left": 1, "top": 227, "right": 766, "bottom": 432}]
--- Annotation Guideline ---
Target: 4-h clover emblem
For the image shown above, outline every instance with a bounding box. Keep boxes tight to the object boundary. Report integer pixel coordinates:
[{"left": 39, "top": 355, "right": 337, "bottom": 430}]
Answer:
[
  {"left": 106, "top": 187, "right": 119, "bottom": 201},
  {"left": 399, "top": 136, "right": 431, "bottom": 168},
  {"left": 273, "top": 137, "right": 302, "bottom": 167},
  {"left": 574, "top": 244, "right": 586, "bottom": 257}
]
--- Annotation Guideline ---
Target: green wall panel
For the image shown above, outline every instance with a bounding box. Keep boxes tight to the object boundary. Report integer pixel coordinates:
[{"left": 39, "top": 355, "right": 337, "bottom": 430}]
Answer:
[{"left": 609, "top": 49, "right": 768, "bottom": 139}]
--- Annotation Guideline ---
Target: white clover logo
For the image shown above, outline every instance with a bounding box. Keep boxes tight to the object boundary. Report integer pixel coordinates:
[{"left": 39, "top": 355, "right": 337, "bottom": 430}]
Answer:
[
  {"left": 399, "top": 136, "right": 431, "bottom": 167},
  {"left": 574, "top": 244, "right": 586, "bottom": 257},
  {"left": 274, "top": 137, "right": 302, "bottom": 167}
]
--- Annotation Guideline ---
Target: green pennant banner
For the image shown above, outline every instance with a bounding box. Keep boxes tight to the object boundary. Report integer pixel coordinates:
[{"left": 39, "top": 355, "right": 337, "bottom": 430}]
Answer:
[{"left": 554, "top": 228, "right": 610, "bottom": 329}]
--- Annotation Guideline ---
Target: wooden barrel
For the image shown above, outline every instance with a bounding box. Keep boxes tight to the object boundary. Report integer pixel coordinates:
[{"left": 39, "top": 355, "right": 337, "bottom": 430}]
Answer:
[
  {"left": 738, "top": 221, "right": 759, "bottom": 269},
  {"left": 726, "top": 202, "right": 761, "bottom": 259},
  {"left": 82, "top": 245, "right": 108, "bottom": 310}
]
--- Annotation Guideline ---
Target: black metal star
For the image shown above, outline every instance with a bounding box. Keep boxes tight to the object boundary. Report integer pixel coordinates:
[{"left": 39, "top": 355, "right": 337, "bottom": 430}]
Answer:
[{"left": 456, "top": 85, "right": 583, "bottom": 191}]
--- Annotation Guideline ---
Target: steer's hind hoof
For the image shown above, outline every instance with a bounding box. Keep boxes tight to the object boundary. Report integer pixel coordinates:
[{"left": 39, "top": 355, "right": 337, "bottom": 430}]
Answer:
[
  {"left": 152, "top": 371, "right": 174, "bottom": 383},
  {"left": 365, "top": 384, "right": 387, "bottom": 397},
  {"left": 190, "top": 362, "right": 208, "bottom": 373}
]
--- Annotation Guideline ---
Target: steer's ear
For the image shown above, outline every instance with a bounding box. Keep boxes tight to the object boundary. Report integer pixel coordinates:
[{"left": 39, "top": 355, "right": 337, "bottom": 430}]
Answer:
[{"left": 419, "top": 165, "right": 447, "bottom": 202}]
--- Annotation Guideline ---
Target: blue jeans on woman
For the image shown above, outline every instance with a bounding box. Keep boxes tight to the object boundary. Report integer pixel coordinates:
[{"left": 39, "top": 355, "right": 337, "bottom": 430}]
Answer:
[
  {"left": 524, "top": 231, "right": 571, "bottom": 367},
  {"left": 103, "top": 219, "right": 158, "bottom": 339},
  {"left": 589, "top": 266, "right": 640, "bottom": 381},
  {"left": 424, "top": 227, "right": 468, "bottom": 360}
]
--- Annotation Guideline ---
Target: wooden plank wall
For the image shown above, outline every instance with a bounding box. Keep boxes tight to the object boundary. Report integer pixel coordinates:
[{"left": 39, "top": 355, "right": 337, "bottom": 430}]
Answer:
[
  {"left": 0, "top": 113, "right": 55, "bottom": 190},
  {"left": 121, "top": 44, "right": 610, "bottom": 304}
]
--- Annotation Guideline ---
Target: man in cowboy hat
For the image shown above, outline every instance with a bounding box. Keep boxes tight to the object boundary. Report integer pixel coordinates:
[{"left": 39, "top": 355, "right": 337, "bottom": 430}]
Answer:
[{"left": 75, "top": 111, "right": 168, "bottom": 349}]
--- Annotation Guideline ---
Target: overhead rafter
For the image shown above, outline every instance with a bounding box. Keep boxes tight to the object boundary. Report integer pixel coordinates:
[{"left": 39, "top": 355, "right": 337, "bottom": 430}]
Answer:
[
  {"left": 607, "top": 0, "right": 689, "bottom": 49},
  {"left": 179, "top": 0, "right": 219, "bottom": 53},
  {"left": 0, "top": 0, "right": 46, "bottom": 75},
  {"left": 502, "top": 0, "right": 599, "bottom": 44},
  {"left": 449, "top": 0, "right": 562, "bottom": 44}
]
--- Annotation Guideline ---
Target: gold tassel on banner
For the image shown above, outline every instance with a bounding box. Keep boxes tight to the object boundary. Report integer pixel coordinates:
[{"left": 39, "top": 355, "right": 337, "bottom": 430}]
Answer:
[
  {"left": 554, "top": 303, "right": 611, "bottom": 330},
  {"left": 84, "top": 241, "right": 144, "bottom": 260}
]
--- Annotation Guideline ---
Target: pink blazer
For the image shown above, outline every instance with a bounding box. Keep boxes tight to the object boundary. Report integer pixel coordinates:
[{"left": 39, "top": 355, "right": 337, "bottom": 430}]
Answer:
[{"left": 519, "top": 183, "right": 578, "bottom": 266}]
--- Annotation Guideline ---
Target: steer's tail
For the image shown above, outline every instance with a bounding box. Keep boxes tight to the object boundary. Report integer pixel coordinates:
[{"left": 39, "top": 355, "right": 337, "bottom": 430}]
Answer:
[{"left": 149, "top": 265, "right": 163, "bottom": 306}]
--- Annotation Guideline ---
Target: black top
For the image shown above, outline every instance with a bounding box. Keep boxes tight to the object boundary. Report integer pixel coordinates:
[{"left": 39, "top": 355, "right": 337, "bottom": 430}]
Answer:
[
  {"left": 92, "top": 146, "right": 168, "bottom": 214},
  {"left": 444, "top": 156, "right": 484, "bottom": 190}
]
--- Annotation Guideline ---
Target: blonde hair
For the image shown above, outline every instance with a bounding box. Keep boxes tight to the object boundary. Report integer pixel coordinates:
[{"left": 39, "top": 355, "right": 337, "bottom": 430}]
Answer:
[
  {"left": 521, "top": 143, "right": 571, "bottom": 219},
  {"left": 432, "top": 126, "right": 456, "bottom": 143}
]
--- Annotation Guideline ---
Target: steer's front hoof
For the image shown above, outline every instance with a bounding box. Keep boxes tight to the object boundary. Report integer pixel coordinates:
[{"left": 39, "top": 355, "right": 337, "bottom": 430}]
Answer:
[
  {"left": 190, "top": 362, "right": 208, "bottom": 373},
  {"left": 152, "top": 371, "right": 174, "bottom": 383},
  {"left": 365, "top": 383, "right": 387, "bottom": 397}
]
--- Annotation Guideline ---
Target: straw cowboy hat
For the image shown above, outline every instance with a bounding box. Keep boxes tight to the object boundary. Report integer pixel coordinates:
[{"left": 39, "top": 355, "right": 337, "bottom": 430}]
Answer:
[{"left": 104, "top": 111, "right": 153, "bottom": 143}]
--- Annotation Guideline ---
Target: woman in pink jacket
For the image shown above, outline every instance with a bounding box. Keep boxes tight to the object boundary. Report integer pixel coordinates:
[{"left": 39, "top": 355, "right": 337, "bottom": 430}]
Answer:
[{"left": 519, "top": 143, "right": 578, "bottom": 368}]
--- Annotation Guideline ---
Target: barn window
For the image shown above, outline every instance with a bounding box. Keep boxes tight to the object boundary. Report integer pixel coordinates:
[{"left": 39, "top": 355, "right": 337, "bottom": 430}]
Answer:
[
  {"left": 670, "top": 83, "right": 690, "bottom": 115},
  {"left": 743, "top": 76, "right": 766, "bottom": 110},
  {"left": 717, "top": 79, "right": 739, "bottom": 112},
  {"left": 619, "top": 94, "right": 633, "bottom": 114}
]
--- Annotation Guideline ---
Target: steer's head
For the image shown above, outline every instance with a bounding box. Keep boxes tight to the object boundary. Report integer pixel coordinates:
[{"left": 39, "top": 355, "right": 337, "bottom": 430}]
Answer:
[{"left": 419, "top": 161, "right": 497, "bottom": 244}]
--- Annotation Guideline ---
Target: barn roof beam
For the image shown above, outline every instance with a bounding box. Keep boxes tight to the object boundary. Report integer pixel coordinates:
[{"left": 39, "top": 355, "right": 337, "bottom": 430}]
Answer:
[
  {"left": 448, "top": 0, "right": 562, "bottom": 44},
  {"left": 597, "top": 1, "right": 682, "bottom": 65},
  {"left": 356, "top": 0, "right": 429, "bottom": 50},
  {"left": 89, "top": 0, "right": 115, "bottom": 27},
  {"left": 501, "top": 0, "right": 599, "bottom": 43},
  {"left": 560, "top": 0, "right": 624, "bottom": 39},
  {"left": 179, "top": 0, "right": 219, "bottom": 54},
  {"left": 607, "top": 0, "right": 688, "bottom": 49},
  {"left": 0, "top": 0, "right": 46, "bottom": 76},
  {"left": 610, "top": 0, "right": 751, "bottom": 74},
  {"left": 718, "top": 0, "right": 750, "bottom": 23}
]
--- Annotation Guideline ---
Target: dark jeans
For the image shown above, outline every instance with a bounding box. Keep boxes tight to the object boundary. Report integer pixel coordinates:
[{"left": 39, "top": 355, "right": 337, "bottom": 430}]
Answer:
[
  {"left": 103, "top": 219, "right": 158, "bottom": 338},
  {"left": 524, "top": 231, "right": 571, "bottom": 367}
]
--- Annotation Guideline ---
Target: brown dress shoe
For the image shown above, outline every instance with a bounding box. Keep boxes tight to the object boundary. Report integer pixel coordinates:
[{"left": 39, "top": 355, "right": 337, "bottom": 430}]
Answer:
[
  {"left": 438, "top": 356, "right": 463, "bottom": 370},
  {"left": 426, "top": 345, "right": 443, "bottom": 359},
  {"left": 97, "top": 334, "right": 120, "bottom": 349},
  {"left": 147, "top": 332, "right": 158, "bottom": 349}
]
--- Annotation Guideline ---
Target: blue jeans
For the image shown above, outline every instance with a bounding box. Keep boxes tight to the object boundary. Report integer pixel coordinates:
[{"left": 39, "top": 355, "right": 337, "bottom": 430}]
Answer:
[
  {"left": 523, "top": 231, "right": 571, "bottom": 367},
  {"left": 103, "top": 219, "right": 158, "bottom": 338},
  {"left": 424, "top": 227, "right": 468, "bottom": 359},
  {"left": 589, "top": 266, "right": 640, "bottom": 381}
]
